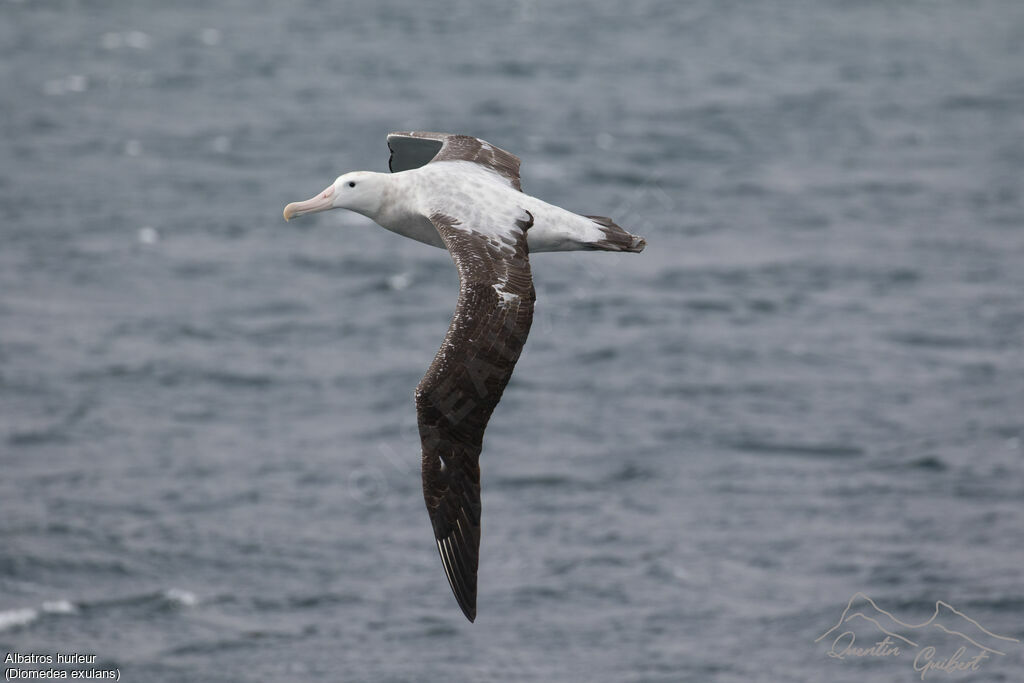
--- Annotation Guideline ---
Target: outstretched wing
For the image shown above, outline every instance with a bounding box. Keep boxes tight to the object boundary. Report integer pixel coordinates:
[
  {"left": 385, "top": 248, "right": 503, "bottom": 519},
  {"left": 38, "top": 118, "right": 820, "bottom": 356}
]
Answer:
[
  {"left": 416, "top": 209, "right": 535, "bottom": 622},
  {"left": 387, "top": 131, "right": 522, "bottom": 191}
]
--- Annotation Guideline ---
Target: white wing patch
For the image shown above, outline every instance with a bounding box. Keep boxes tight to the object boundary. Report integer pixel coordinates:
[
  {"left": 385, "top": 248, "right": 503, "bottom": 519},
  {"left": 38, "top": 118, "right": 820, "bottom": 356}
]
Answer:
[{"left": 492, "top": 282, "right": 520, "bottom": 306}]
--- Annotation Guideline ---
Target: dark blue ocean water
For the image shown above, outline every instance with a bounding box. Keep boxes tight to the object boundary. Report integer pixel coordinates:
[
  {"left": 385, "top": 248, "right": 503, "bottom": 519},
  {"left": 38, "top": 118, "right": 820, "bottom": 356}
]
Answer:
[{"left": 2, "top": 1, "right": 1023, "bottom": 681}]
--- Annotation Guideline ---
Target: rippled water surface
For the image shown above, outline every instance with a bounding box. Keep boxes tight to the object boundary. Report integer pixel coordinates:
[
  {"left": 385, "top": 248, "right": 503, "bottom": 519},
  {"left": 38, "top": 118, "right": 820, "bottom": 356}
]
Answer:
[{"left": 2, "top": 1, "right": 1024, "bottom": 681}]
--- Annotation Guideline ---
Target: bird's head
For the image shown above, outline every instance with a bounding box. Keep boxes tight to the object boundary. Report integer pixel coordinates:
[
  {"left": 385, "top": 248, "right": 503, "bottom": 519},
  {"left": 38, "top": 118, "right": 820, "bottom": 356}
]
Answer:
[{"left": 283, "top": 171, "right": 385, "bottom": 222}]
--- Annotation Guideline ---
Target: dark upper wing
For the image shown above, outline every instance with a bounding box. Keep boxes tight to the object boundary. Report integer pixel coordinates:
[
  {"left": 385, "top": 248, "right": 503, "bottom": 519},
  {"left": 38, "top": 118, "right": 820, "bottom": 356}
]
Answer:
[
  {"left": 415, "top": 209, "right": 535, "bottom": 622},
  {"left": 387, "top": 131, "right": 522, "bottom": 191}
]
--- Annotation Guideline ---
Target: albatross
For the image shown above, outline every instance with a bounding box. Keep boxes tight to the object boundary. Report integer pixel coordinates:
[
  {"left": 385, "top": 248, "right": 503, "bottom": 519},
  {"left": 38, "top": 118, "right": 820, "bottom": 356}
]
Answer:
[{"left": 283, "top": 132, "right": 645, "bottom": 622}]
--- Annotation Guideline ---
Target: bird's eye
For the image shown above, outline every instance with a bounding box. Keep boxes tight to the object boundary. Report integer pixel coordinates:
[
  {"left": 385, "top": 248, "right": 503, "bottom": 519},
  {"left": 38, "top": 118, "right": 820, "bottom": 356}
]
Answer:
[{"left": 348, "top": 181, "right": 356, "bottom": 188}]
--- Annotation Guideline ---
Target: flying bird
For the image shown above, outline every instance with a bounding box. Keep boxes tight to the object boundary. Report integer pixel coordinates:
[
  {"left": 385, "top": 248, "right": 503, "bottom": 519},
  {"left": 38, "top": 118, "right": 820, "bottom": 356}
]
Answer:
[{"left": 283, "top": 132, "right": 645, "bottom": 621}]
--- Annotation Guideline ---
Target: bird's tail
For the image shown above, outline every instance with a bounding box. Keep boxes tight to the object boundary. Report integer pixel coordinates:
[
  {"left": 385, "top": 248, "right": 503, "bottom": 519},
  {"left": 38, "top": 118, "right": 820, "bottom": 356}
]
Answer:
[{"left": 584, "top": 215, "right": 646, "bottom": 253}]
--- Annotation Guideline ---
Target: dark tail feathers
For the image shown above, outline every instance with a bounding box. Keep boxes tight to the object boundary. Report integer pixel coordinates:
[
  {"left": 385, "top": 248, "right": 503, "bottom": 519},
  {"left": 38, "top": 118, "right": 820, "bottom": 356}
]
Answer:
[{"left": 585, "top": 215, "right": 646, "bottom": 253}]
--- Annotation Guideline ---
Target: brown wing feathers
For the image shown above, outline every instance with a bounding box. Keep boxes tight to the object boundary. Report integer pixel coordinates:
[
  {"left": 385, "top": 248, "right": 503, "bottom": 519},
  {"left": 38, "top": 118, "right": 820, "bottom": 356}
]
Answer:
[
  {"left": 387, "top": 131, "right": 523, "bottom": 191},
  {"left": 415, "top": 211, "right": 535, "bottom": 621}
]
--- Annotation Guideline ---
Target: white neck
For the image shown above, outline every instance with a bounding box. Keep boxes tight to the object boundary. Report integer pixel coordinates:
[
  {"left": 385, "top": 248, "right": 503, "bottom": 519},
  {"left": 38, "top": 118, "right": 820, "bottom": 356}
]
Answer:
[{"left": 364, "top": 170, "right": 444, "bottom": 248}]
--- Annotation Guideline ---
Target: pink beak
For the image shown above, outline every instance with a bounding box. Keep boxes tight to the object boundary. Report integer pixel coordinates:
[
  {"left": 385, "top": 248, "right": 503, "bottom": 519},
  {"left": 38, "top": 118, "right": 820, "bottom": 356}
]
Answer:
[{"left": 283, "top": 184, "right": 335, "bottom": 221}]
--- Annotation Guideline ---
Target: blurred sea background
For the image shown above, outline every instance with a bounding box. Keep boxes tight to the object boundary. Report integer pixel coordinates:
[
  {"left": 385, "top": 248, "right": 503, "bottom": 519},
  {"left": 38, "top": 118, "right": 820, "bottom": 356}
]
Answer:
[{"left": 2, "top": 1, "right": 1023, "bottom": 681}]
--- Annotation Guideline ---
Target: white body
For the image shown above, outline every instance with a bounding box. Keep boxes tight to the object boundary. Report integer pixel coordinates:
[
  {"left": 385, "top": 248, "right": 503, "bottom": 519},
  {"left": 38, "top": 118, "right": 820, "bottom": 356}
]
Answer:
[{"left": 352, "top": 162, "right": 609, "bottom": 253}]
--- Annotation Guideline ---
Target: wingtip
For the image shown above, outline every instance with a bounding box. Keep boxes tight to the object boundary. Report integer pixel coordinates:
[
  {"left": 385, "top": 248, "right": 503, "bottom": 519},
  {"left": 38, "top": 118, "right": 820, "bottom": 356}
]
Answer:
[
  {"left": 436, "top": 535, "right": 479, "bottom": 623},
  {"left": 450, "top": 582, "right": 478, "bottom": 623}
]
